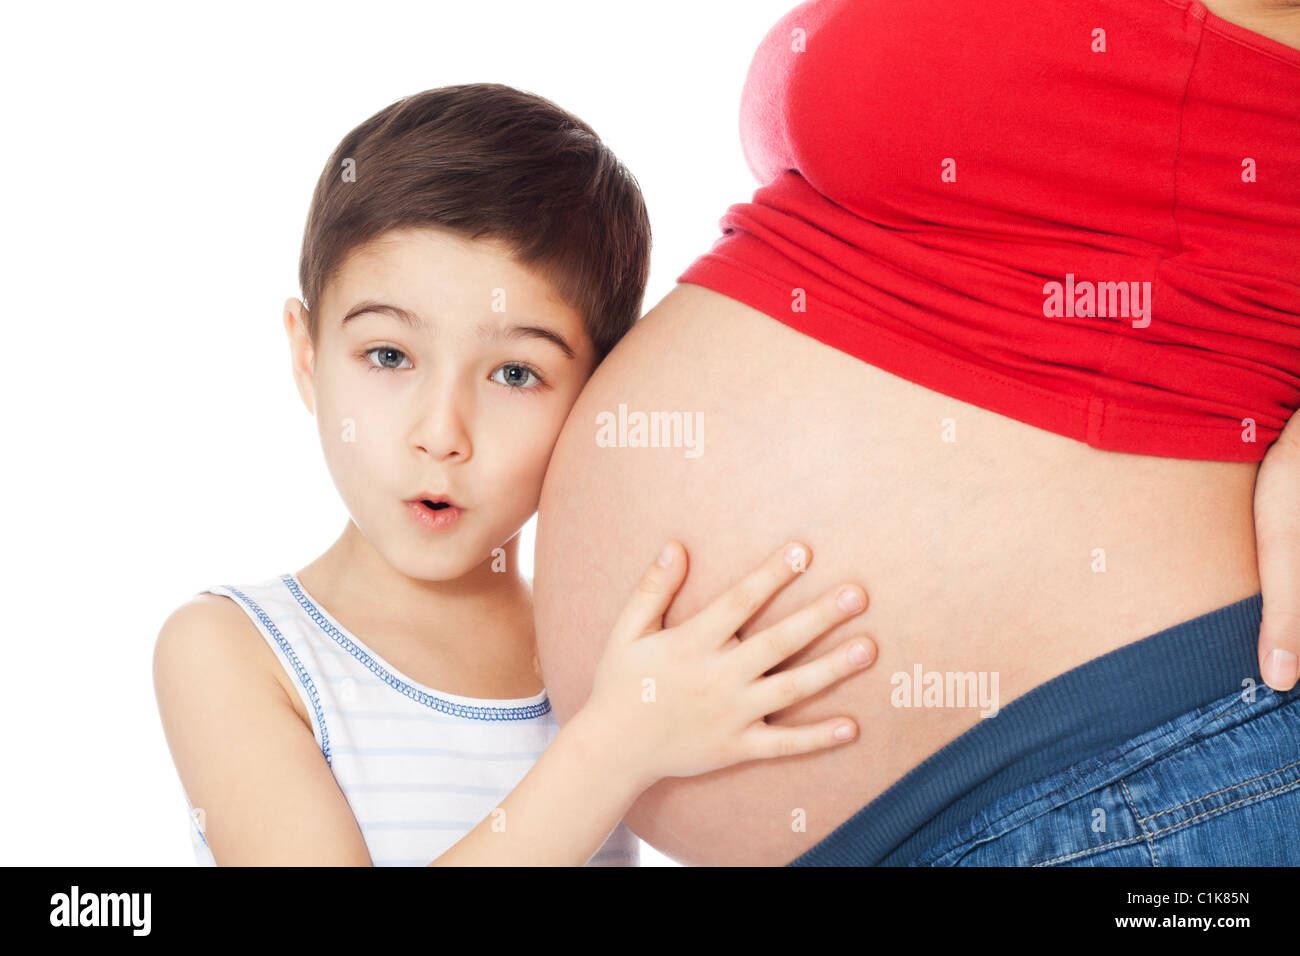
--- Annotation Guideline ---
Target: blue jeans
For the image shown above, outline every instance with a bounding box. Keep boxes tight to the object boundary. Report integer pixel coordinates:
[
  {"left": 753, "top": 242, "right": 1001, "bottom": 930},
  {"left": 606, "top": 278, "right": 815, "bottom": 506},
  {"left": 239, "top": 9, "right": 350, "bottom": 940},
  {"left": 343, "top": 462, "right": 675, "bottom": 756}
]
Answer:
[
  {"left": 914, "top": 683, "right": 1300, "bottom": 865},
  {"left": 790, "top": 592, "right": 1300, "bottom": 866}
]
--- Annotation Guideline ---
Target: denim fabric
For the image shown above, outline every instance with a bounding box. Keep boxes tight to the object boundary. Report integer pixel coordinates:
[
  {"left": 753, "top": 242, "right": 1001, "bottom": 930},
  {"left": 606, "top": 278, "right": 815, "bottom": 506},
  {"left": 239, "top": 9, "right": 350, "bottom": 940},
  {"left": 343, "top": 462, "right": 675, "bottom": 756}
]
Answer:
[
  {"left": 913, "top": 682, "right": 1300, "bottom": 866},
  {"left": 789, "top": 592, "right": 1300, "bottom": 866}
]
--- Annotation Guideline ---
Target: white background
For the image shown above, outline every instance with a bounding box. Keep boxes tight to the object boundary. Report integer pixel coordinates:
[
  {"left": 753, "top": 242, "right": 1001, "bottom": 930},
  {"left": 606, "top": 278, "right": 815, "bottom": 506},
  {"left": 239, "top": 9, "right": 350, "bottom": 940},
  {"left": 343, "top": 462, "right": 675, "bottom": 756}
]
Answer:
[{"left": 0, "top": 0, "right": 798, "bottom": 866}]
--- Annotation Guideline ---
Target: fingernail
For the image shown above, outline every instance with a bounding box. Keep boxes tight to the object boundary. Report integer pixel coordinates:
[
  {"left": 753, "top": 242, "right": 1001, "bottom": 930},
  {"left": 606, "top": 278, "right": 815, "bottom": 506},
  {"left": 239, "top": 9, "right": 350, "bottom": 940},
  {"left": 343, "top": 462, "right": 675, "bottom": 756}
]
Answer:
[
  {"left": 837, "top": 587, "right": 865, "bottom": 613},
  {"left": 833, "top": 722, "right": 854, "bottom": 741},
  {"left": 656, "top": 543, "right": 674, "bottom": 567},
  {"left": 848, "top": 641, "right": 872, "bottom": 666},
  {"left": 784, "top": 545, "right": 808, "bottom": 571},
  {"left": 1265, "top": 648, "right": 1299, "bottom": 687}
]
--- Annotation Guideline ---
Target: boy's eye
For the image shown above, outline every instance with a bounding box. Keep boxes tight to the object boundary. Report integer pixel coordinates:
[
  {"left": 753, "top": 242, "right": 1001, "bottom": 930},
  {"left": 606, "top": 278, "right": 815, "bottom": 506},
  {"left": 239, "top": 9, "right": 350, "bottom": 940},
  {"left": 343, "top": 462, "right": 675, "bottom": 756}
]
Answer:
[
  {"left": 490, "top": 363, "right": 544, "bottom": 389},
  {"left": 363, "top": 346, "right": 411, "bottom": 370}
]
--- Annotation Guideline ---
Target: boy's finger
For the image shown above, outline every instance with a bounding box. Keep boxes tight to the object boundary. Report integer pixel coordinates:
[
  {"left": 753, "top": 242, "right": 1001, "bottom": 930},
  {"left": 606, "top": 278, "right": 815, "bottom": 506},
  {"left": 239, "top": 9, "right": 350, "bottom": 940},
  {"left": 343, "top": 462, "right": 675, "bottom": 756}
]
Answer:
[
  {"left": 740, "top": 716, "right": 857, "bottom": 762},
  {"left": 748, "top": 636, "right": 876, "bottom": 718},
  {"left": 690, "top": 542, "right": 811, "bottom": 647},
  {"left": 737, "top": 582, "right": 868, "bottom": 676},
  {"left": 609, "top": 540, "right": 688, "bottom": 643}
]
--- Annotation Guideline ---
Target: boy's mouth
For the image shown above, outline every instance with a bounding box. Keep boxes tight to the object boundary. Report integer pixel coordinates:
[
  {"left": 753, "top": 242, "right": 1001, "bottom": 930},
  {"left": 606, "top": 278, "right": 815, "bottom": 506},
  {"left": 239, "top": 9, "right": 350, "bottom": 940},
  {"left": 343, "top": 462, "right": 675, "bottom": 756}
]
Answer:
[
  {"left": 408, "top": 493, "right": 460, "bottom": 512},
  {"left": 405, "top": 494, "right": 462, "bottom": 533}
]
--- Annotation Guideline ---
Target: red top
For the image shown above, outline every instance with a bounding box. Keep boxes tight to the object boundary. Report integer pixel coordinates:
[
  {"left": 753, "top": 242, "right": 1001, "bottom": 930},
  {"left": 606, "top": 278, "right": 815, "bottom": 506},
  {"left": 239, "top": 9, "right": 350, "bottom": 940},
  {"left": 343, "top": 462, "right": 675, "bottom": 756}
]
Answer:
[{"left": 677, "top": 0, "right": 1300, "bottom": 461}]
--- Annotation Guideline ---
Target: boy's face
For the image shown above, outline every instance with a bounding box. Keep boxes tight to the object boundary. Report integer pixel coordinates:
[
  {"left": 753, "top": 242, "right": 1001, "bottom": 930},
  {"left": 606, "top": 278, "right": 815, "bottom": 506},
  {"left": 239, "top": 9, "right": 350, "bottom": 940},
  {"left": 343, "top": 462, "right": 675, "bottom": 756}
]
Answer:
[{"left": 284, "top": 226, "right": 596, "bottom": 582}]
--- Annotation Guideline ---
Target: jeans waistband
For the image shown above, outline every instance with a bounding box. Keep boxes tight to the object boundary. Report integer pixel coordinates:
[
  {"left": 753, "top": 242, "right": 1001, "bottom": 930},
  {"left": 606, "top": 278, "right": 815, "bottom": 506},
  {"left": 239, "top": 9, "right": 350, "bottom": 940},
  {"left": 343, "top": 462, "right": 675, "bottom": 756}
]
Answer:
[{"left": 789, "top": 592, "right": 1266, "bottom": 866}]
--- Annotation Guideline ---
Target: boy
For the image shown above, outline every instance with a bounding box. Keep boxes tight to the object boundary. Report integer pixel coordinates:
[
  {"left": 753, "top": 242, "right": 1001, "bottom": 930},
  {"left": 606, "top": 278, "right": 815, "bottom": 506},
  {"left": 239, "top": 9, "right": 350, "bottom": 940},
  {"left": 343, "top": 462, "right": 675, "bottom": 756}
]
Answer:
[{"left": 153, "top": 84, "right": 876, "bottom": 866}]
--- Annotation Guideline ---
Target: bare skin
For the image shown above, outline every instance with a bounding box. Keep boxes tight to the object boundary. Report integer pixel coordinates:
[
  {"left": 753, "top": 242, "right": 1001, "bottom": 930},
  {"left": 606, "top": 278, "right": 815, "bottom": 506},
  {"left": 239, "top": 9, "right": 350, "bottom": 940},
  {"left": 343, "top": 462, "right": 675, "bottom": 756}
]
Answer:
[
  {"left": 1199, "top": 0, "right": 1300, "bottom": 49},
  {"left": 531, "top": 2, "right": 1300, "bottom": 866},
  {"left": 157, "top": 3, "right": 1300, "bottom": 866},
  {"left": 154, "top": 229, "right": 879, "bottom": 865},
  {"left": 534, "top": 283, "right": 1270, "bottom": 864}
]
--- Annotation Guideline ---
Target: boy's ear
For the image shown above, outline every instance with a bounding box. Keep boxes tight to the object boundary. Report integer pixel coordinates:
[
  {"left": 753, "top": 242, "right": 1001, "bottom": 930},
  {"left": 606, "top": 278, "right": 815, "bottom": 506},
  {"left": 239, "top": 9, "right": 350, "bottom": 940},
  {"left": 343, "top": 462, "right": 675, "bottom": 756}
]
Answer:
[{"left": 283, "top": 297, "right": 316, "bottom": 416}]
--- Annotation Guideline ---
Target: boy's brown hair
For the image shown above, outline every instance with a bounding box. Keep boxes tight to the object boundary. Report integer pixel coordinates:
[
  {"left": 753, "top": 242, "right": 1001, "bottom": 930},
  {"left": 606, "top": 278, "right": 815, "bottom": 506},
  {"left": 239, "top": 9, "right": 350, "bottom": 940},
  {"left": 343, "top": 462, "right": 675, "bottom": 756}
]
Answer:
[{"left": 298, "top": 83, "right": 652, "bottom": 366}]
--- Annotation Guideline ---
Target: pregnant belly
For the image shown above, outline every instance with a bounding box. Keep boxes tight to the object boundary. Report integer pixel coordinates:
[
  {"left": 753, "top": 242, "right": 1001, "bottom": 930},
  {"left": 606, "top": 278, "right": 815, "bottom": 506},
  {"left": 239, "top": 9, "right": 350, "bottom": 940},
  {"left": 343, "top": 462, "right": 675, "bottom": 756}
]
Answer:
[{"left": 533, "top": 281, "right": 1262, "bottom": 866}]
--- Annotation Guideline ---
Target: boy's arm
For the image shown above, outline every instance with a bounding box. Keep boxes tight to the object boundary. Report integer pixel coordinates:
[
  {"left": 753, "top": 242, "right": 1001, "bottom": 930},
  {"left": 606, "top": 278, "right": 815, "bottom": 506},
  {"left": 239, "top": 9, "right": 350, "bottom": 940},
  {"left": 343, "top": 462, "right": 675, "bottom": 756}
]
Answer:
[
  {"left": 153, "top": 595, "right": 374, "bottom": 865},
  {"left": 154, "top": 594, "right": 641, "bottom": 867},
  {"left": 155, "top": 538, "right": 872, "bottom": 866},
  {"left": 429, "top": 709, "right": 643, "bottom": 866}
]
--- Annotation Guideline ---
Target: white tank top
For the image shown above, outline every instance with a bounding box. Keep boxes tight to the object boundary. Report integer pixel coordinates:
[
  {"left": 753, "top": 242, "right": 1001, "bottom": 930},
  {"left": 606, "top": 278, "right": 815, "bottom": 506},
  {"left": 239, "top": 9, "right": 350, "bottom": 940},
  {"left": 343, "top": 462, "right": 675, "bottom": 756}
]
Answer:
[{"left": 177, "top": 573, "right": 640, "bottom": 866}]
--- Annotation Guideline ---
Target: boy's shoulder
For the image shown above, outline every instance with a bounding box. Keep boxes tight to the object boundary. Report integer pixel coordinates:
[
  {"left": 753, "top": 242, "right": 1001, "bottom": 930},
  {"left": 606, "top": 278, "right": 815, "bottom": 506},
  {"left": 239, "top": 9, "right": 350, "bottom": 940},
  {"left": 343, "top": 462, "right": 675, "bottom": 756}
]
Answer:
[
  {"left": 154, "top": 591, "right": 257, "bottom": 660},
  {"left": 153, "top": 591, "right": 308, "bottom": 727}
]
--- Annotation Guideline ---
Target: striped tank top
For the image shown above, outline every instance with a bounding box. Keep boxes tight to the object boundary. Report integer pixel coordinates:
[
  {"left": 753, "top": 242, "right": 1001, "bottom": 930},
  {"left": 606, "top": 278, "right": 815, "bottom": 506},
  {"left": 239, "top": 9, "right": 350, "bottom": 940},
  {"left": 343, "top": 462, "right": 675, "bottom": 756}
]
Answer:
[{"left": 178, "top": 573, "right": 640, "bottom": 866}]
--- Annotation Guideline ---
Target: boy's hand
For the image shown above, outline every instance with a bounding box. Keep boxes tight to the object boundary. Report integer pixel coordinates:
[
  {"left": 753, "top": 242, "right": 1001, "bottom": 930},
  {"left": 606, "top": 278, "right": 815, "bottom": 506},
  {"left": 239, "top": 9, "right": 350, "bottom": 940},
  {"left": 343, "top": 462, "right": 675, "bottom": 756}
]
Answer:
[{"left": 576, "top": 539, "right": 874, "bottom": 790}]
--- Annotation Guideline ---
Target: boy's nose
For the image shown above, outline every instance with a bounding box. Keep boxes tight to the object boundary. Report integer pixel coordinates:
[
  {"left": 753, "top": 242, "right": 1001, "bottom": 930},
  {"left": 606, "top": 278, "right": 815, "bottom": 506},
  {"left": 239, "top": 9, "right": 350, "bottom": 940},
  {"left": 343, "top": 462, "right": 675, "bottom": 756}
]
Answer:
[{"left": 409, "top": 389, "right": 472, "bottom": 462}]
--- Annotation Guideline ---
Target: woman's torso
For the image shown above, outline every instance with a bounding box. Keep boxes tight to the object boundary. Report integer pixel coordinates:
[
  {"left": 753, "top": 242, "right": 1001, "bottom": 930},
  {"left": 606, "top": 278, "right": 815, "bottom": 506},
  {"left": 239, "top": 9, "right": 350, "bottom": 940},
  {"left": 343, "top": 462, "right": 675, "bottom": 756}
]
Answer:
[
  {"left": 533, "top": 0, "right": 1298, "bottom": 865},
  {"left": 533, "top": 280, "right": 1261, "bottom": 866}
]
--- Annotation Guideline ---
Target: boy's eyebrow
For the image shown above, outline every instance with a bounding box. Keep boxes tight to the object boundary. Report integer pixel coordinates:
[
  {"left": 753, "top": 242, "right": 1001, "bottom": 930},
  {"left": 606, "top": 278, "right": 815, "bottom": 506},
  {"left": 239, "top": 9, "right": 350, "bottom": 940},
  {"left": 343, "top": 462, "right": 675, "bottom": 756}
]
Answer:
[
  {"left": 342, "top": 299, "right": 576, "bottom": 360},
  {"left": 475, "top": 321, "right": 576, "bottom": 360},
  {"left": 341, "top": 300, "right": 426, "bottom": 330}
]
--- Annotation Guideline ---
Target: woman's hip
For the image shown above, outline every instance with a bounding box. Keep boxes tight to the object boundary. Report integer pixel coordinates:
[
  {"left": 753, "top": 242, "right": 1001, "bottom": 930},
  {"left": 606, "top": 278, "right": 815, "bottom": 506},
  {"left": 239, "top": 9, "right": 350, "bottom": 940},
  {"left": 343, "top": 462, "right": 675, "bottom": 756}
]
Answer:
[
  {"left": 790, "top": 591, "right": 1300, "bottom": 866},
  {"left": 915, "top": 681, "right": 1300, "bottom": 866}
]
